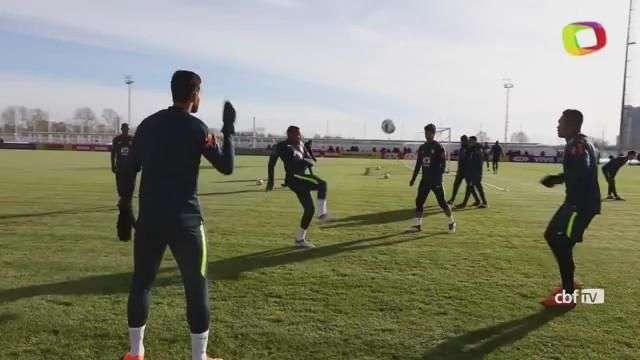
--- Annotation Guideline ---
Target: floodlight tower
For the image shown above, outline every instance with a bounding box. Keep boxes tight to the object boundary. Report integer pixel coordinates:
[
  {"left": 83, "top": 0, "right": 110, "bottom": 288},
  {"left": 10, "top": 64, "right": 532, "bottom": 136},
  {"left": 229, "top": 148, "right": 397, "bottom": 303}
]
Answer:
[
  {"left": 619, "top": 0, "right": 635, "bottom": 150},
  {"left": 125, "top": 75, "right": 134, "bottom": 131},
  {"left": 503, "top": 79, "right": 514, "bottom": 144}
]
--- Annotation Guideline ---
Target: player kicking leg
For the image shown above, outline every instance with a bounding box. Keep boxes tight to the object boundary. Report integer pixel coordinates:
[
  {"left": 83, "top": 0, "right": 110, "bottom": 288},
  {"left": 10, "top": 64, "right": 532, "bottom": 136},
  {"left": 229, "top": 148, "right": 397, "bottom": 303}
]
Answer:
[{"left": 267, "top": 126, "right": 328, "bottom": 248}]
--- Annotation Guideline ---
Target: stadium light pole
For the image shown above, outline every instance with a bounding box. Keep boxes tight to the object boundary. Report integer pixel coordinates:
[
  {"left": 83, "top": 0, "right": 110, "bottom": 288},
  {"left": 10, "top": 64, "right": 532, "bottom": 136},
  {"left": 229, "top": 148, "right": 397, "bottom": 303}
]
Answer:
[
  {"left": 125, "top": 75, "right": 134, "bottom": 131},
  {"left": 619, "top": 0, "right": 635, "bottom": 150},
  {"left": 503, "top": 79, "right": 514, "bottom": 144}
]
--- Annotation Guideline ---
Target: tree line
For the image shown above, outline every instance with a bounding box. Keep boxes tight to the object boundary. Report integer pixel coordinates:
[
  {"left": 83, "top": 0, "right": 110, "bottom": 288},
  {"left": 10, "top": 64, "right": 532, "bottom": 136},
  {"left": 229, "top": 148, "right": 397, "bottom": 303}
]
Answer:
[{"left": 0, "top": 106, "right": 123, "bottom": 134}]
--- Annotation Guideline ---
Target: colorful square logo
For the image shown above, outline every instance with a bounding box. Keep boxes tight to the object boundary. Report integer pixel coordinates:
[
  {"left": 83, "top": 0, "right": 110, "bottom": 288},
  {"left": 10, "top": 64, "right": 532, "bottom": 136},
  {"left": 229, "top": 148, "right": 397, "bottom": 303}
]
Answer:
[{"left": 563, "top": 22, "right": 607, "bottom": 56}]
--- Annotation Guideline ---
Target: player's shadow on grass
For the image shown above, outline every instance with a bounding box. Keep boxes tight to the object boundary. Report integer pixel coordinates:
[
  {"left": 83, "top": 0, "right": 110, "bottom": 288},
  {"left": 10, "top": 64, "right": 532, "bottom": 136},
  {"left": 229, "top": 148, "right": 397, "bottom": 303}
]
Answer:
[
  {"left": 199, "top": 189, "right": 263, "bottom": 196},
  {"left": 0, "top": 313, "right": 20, "bottom": 324},
  {"left": 0, "top": 206, "right": 116, "bottom": 220},
  {"left": 322, "top": 208, "right": 444, "bottom": 229},
  {"left": 0, "top": 231, "right": 441, "bottom": 302},
  {"left": 422, "top": 308, "right": 571, "bottom": 359},
  {"left": 210, "top": 231, "right": 444, "bottom": 280}
]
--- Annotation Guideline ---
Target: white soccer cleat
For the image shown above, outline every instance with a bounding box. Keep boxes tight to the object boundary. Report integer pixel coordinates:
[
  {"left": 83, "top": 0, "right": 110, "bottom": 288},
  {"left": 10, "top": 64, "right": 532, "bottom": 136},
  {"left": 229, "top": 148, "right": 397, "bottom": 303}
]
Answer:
[
  {"left": 317, "top": 213, "right": 330, "bottom": 222},
  {"left": 448, "top": 222, "right": 456, "bottom": 233},
  {"left": 295, "top": 239, "right": 316, "bottom": 249}
]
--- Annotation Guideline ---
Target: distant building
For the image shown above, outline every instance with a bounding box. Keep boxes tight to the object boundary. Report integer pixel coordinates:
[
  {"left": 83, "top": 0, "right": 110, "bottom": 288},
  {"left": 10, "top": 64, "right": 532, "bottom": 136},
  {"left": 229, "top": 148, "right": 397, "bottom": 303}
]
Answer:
[{"left": 620, "top": 105, "right": 640, "bottom": 149}]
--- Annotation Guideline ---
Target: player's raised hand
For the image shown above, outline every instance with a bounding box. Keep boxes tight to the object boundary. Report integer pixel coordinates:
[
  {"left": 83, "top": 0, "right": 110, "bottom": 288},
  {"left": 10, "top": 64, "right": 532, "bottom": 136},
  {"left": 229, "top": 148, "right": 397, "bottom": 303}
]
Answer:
[{"left": 222, "top": 101, "right": 236, "bottom": 135}]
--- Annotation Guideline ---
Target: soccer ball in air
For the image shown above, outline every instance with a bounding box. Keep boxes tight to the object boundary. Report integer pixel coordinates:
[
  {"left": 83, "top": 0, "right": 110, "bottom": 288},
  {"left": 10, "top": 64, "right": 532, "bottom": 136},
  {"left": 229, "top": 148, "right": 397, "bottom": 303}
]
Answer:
[
  {"left": 256, "top": 178, "right": 265, "bottom": 186},
  {"left": 381, "top": 119, "right": 396, "bottom": 134}
]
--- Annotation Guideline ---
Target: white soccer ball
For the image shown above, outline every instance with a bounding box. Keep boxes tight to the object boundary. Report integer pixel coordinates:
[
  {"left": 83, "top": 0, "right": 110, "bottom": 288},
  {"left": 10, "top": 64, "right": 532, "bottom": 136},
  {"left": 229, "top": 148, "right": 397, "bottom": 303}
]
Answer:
[
  {"left": 256, "top": 178, "right": 265, "bottom": 186},
  {"left": 381, "top": 119, "right": 396, "bottom": 134},
  {"left": 383, "top": 172, "right": 391, "bottom": 179}
]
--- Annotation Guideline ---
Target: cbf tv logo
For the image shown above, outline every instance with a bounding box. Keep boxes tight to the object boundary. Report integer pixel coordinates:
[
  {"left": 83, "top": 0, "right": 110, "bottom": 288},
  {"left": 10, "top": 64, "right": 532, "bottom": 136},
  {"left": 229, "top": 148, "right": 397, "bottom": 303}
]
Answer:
[
  {"left": 563, "top": 22, "right": 607, "bottom": 56},
  {"left": 555, "top": 288, "right": 605, "bottom": 305}
]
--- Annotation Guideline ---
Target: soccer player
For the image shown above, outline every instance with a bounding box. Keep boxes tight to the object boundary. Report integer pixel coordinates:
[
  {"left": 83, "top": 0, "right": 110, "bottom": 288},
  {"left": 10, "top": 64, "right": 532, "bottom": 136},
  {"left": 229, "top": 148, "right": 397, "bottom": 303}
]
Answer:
[
  {"left": 490, "top": 140, "right": 503, "bottom": 175},
  {"left": 457, "top": 136, "right": 488, "bottom": 208},
  {"left": 118, "top": 70, "right": 234, "bottom": 360},
  {"left": 447, "top": 135, "right": 479, "bottom": 205},
  {"left": 267, "top": 126, "right": 328, "bottom": 248},
  {"left": 112, "top": 123, "right": 135, "bottom": 197},
  {"left": 540, "top": 109, "right": 600, "bottom": 308},
  {"left": 112, "top": 123, "right": 137, "bottom": 240},
  {"left": 602, "top": 150, "right": 636, "bottom": 200},
  {"left": 483, "top": 142, "right": 491, "bottom": 171},
  {"left": 409, "top": 124, "right": 456, "bottom": 233}
]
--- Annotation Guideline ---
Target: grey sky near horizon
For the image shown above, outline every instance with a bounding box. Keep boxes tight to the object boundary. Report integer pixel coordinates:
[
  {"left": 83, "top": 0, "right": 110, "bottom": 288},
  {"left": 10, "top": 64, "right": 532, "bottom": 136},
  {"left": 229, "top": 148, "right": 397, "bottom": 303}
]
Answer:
[{"left": 1, "top": 0, "right": 639, "bottom": 145}]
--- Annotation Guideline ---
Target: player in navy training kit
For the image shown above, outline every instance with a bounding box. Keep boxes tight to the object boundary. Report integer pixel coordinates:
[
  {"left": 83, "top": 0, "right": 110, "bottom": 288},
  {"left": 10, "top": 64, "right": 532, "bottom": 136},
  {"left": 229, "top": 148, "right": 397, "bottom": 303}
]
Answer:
[
  {"left": 448, "top": 135, "right": 479, "bottom": 206},
  {"left": 409, "top": 124, "right": 456, "bottom": 233},
  {"left": 602, "top": 150, "right": 636, "bottom": 200},
  {"left": 267, "top": 126, "right": 328, "bottom": 248},
  {"left": 119, "top": 70, "right": 233, "bottom": 360},
  {"left": 540, "top": 109, "right": 600, "bottom": 309},
  {"left": 490, "top": 141, "right": 503, "bottom": 175},
  {"left": 112, "top": 123, "right": 137, "bottom": 241}
]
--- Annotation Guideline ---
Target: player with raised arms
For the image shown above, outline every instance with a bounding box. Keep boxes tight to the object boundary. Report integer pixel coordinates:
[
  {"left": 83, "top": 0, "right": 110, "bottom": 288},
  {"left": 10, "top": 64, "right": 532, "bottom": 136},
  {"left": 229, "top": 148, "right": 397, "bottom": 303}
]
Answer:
[
  {"left": 540, "top": 109, "right": 600, "bottom": 308},
  {"left": 267, "top": 126, "right": 328, "bottom": 248},
  {"left": 118, "top": 70, "right": 235, "bottom": 360},
  {"left": 409, "top": 124, "right": 456, "bottom": 233}
]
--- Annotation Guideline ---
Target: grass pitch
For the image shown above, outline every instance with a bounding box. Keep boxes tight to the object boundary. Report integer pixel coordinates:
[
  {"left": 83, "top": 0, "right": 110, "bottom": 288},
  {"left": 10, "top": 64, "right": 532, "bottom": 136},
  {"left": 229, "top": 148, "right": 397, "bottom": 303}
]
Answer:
[{"left": 1, "top": 150, "right": 639, "bottom": 359}]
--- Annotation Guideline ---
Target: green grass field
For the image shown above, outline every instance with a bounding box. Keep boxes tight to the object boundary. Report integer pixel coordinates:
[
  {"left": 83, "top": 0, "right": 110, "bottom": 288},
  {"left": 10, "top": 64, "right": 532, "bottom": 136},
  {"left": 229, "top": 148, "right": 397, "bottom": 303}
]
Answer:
[{"left": 1, "top": 150, "right": 639, "bottom": 359}]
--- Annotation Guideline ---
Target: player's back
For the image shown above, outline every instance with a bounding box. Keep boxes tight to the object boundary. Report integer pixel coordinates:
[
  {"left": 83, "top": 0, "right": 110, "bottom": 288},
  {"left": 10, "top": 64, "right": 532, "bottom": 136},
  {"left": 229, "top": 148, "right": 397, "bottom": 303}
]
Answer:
[
  {"left": 134, "top": 106, "right": 208, "bottom": 227},
  {"left": 602, "top": 156, "right": 626, "bottom": 175}
]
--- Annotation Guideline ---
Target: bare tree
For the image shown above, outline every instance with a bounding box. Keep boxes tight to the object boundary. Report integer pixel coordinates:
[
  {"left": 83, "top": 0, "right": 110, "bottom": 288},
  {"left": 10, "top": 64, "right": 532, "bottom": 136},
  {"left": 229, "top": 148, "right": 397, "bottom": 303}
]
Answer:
[
  {"left": 73, "top": 107, "right": 98, "bottom": 133},
  {"left": 30, "top": 109, "right": 50, "bottom": 132},
  {"left": 475, "top": 130, "right": 491, "bottom": 143},
  {"left": 591, "top": 137, "right": 608, "bottom": 150},
  {"left": 510, "top": 131, "right": 530, "bottom": 143},
  {"left": 101, "top": 108, "right": 121, "bottom": 133},
  {"left": 1, "top": 106, "right": 29, "bottom": 132}
]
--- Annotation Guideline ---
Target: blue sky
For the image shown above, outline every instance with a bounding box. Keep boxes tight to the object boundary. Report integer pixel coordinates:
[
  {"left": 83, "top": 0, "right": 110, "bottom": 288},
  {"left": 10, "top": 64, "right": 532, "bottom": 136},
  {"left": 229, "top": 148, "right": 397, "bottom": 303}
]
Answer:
[{"left": 0, "top": 0, "right": 637, "bottom": 144}]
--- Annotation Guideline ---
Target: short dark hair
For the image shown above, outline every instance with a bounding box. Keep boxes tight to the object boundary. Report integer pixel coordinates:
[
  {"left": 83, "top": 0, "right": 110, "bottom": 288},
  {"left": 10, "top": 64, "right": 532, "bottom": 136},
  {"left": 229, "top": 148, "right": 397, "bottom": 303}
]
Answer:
[
  {"left": 171, "top": 70, "right": 202, "bottom": 102},
  {"left": 562, "top": 109, "right": 583, "bottom": 130},
  {"left": 460, "top": 135, "right": 468, "bottom": 141},
  {"left": 469, "top": 136, "right": 478, "bottom": 141},
  {"left": 286, "top": 125, "right": 300, "bottom": 134},
  {"left": 121, "top": 123, "right": 129, "bottom": 129},
  {"left": 628, "top": 150, "right": 637, "bottom": 156},
  {"left": 424, "top": 124, "right": 436, "bottom": 133}
]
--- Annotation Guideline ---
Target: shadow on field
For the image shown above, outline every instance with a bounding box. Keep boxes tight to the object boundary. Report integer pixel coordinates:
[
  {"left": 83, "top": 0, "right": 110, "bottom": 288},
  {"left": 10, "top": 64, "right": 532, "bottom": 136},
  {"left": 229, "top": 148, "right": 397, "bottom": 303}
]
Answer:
[
  {"left": 210, "top": 231, "right": 445, "bottom": 280},
  {"left": 0, "top": 231, "right": 440, "bottom": 302},
  {"left": 0, "top": 206, "right": 116, "bottom": 221},
  {"left": 199, "top": 189, "right": 263, "bottom": 196},
  {"left": 0, "top": 313, "right": 20, "bottom": 324},
  {"left": 322, "top": 208, "right": 444, "bottom": 229},
  {"left": 423, "top": 308, "right": 571, "bottom": 359}
]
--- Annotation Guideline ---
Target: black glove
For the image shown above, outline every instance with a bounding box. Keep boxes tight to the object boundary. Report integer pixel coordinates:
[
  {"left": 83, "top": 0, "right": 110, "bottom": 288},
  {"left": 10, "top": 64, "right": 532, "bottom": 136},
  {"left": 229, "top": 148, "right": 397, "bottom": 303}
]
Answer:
[
  {"left": 222, "top": 101, "right": 236, "bottom": 136},
  {"left": 117, "top": 198, "right": 136, "bottom": 242},
  {"left": 540, "top": 174, "right": 563, "bottom": 188}
]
